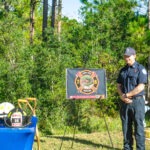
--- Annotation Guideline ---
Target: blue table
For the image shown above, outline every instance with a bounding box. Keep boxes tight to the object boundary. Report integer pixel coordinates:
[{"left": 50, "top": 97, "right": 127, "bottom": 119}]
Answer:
[{"left": 0, "top": 117, "right": 37, "bottom": 150}]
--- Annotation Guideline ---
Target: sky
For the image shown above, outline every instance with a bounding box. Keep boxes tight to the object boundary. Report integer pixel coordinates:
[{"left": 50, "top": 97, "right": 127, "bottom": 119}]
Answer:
[
  {"left": 61, "top": 0, "right": 83, "bottom": 20},
  {"left": 136, "top": 1, "right": 148, "bottom": 15},
  {"left": 48, "top": 0, "right": 148, "bottom": 20},
  {"left": 49, "top": 0, "right": 83, "bottom": 21}
]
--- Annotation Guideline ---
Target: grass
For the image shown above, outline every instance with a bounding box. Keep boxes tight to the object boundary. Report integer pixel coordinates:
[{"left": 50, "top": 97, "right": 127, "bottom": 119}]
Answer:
[
  {"left": 33, "top": 114, "right": 150, "bottom": 150},
  {"left": 33, "top": 131, "right": 150, "bottom": 150}
]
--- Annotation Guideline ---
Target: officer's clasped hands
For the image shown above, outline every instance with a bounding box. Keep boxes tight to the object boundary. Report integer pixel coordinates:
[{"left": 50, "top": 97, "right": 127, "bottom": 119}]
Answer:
[{"left": 121, "top": 94, "right": 133, "bottom": 104}]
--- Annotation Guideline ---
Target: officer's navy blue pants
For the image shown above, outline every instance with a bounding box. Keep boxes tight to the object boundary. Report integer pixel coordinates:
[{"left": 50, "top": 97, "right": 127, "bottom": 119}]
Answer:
[{"left": 120, "top": 97, "right": 145, "bottom": 150}]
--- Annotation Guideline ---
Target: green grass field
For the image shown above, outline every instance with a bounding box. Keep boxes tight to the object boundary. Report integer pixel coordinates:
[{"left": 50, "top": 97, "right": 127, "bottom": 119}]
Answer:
[
  {"left": 33, "top": 131, "right": 150, "bottom": 150},
  {"left": 33, "top": 114, "right": 150, "bottom": 150}
]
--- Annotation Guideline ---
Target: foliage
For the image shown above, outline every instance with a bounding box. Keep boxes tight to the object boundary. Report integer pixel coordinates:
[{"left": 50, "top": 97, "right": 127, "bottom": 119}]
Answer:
[{"left": 0, "top": 0, "right": 149, "bottom": 135}]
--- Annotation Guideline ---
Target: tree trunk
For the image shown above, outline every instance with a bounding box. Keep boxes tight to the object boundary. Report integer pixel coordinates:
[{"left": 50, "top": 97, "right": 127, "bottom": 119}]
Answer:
[
  {"left": 30, "top": 0, "right": 36, "bottom": 45},
  {"left": 51, "top": 0, "right": 57, "bottom": 28},
  {"left": 42, "top": 0, "right": 48, "bottom": 41},
  {"left": 57, "top": 0, "right": 62, "bottom": 40},
  {"left": 148, "top": 0, "right": 150, "bottom": 29}
]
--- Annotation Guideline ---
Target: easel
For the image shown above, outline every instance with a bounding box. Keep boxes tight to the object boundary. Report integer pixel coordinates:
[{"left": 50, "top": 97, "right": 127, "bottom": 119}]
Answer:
[
  {"left": 59, "top": 99, "right": 80, "bottom": 149},
  {"left": 59, "top": 97, "right": 114, "bottom": 150},
  {"left": 18, "top": 98, "right": 40, "bottom": 150}
]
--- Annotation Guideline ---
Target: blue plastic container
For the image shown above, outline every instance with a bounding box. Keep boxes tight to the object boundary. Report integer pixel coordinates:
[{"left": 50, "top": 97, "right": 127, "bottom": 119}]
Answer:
[{"left": 0, "top": 116, "right": 37, "bottom": 150}]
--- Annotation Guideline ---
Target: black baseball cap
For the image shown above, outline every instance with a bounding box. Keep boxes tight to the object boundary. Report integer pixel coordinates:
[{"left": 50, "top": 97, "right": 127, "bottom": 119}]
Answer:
[{"left": 124, "top": 47, "right": 136, "bottom": 56}]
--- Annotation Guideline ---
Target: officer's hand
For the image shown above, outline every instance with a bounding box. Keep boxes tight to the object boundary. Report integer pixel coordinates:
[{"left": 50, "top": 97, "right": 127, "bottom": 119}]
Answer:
[
  {"left": 123, "top": 98, "right": 132, "bottom": 103},
  {"left": 121, "top": 94, "right": 132, "bottom": 104}
]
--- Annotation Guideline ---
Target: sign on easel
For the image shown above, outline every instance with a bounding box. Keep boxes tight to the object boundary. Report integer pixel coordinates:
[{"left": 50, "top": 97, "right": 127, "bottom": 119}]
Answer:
[
  {"left": 60, "top": 69, "right": 113, "bottom": 150},
  {"left": 66, "top": 68, "right": 107, "bottom": 99}
]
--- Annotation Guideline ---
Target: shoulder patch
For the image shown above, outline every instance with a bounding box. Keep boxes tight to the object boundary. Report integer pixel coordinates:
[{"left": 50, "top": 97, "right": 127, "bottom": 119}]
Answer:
[{"left": 142, "top": 69, "right": 147, "bottom": 75}]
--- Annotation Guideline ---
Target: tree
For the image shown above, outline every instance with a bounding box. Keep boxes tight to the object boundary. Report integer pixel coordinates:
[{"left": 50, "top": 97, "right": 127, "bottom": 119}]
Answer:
[
  {"left": 51, "top": 0, "right": 57, "bottom": 28},
  {"left": 50, "top": 0, "right": 62, "bottom": 37},
  {"left": 148, "top": 0, "right": 150, "bottom": 29},
  {"left": 30, "top": 0, "right": 37, "bottom": 44},
  {"left": 42, "top": 0, "right": 48, "bottom": 40},
  {"left": 57, "top": 0, "right": 62, "bottom": 39}
]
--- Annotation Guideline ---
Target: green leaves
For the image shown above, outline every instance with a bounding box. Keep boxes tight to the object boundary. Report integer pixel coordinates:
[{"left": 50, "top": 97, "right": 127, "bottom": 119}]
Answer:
[{"left": 0, "top": 0, "right": 149, "bottom": 134}]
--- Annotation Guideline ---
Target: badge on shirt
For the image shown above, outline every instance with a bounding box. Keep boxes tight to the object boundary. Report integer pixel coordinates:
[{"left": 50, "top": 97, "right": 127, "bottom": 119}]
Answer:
[{"left": 142, "top": 69, "right": 147, "bottom": 75}]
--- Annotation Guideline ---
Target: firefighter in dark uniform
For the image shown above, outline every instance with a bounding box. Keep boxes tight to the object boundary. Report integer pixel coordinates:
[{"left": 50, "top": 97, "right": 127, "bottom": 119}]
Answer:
[{"left": 117, "top": 47, "right": 147, "bottom": 150}]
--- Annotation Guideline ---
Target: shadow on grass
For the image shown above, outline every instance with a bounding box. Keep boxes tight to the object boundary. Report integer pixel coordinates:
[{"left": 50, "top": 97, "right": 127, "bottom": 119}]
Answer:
[{"left": 51, "top": 135, "right": 122, "bottom": 150}]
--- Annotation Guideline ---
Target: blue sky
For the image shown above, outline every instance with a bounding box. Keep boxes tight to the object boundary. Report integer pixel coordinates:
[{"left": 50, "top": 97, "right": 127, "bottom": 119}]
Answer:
[
  {"left": 49, "top": 0, "right": 83, "bottom": 20},
  {"left": 49, "top": 1, "right": 148, "bottom": 20},
  {"left": 62, "top": 0, "right": 82, "bottom": 20}
]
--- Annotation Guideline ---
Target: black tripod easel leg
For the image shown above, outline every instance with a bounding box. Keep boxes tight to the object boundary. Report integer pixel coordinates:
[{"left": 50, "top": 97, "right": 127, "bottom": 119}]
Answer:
[
  {"left": 71, "top": 100, "right": 80, "bottom": 148},
  {"left": 59, "top": 125, "right": 67, "bottom": 150},
  {"left": 59, "top": 101, "right": 71, "bottom": 150},
  {"left": 71, "top": 123, "right": 77, "bottom": 148},
  {"left": 99, "top": 99, "right": 114, "bottom": 148},
  {"left": 59, "top": 100, "right": 80, "bottom": 149}
]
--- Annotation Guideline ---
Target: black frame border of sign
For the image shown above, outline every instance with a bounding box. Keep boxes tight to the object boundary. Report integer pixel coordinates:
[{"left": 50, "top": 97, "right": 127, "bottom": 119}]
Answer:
[{"left": 66, "top": 68, "right": 107, "bottom": 100}]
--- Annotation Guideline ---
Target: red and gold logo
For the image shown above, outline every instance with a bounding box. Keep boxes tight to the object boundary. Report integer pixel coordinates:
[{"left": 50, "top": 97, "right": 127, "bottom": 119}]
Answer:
[{"left": 75, "top": 70, "right": 99, "bottom": 94}]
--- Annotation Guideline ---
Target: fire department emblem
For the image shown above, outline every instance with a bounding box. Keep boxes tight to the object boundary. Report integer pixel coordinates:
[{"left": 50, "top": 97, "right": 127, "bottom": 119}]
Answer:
[{"left": 75, "top": 70, "right": 99, "bottom": 94}]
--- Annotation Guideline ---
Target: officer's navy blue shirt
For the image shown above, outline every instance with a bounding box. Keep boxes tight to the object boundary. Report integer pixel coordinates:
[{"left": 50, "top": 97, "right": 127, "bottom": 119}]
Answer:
[{"left": 117, "top": 61, "right": 147, "bottom": 96}]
